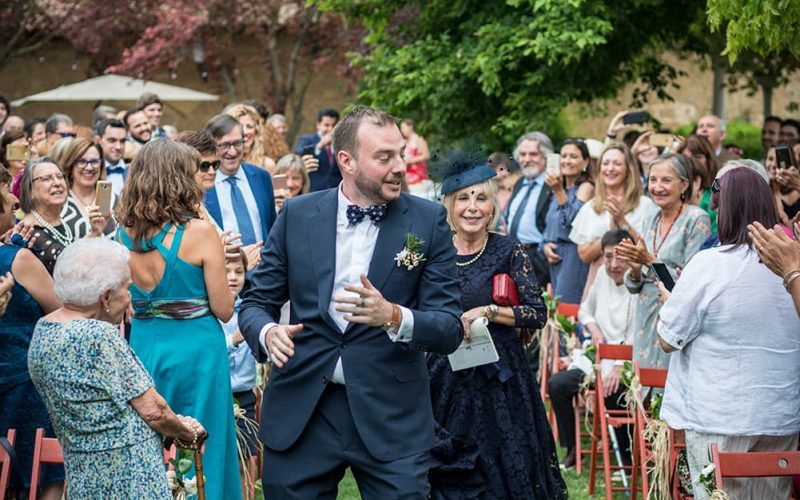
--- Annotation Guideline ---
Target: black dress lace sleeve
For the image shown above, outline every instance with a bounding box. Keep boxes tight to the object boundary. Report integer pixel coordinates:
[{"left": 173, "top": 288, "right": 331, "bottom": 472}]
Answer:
[{"left": 509, "top": 242, "right": 547, "bottom": 330}]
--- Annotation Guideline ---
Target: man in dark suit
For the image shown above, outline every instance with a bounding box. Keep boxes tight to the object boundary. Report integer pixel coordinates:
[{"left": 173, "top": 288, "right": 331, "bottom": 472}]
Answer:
[
  {"left": 203, "top": 114, "right": 276, "bottom": 268},
  {"left": 506, "top": 131, "right": 554, "bottom": 286},
  {"left": 294, "top": 107, "right": 342, "bottom": 192},
  {"left": 240, "top": 106, "right": 463, "bottom": 499}
]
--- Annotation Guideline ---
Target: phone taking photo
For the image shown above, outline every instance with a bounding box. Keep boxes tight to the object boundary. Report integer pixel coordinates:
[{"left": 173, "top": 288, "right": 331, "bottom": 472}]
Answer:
[
  {"left": 649, "top": 133, "right": 673, "bottom": 148},
  {"left": 301, "top": 145, "right": 316, "bottom": 157},
  {"left": 650, "top": 262, "right": 676, "bottom": 292},
  {"left": 94, "top": 180, "right": 113, "bottom": 217},
  {"left": 623, "top": 111, "right": 649, "bottom": 125},
  {"left": 272, "top": 174, "right": 288, "bottom": 192},
  {"left": 775, "top": 146, "right": 795, "bottom": 170},
  {"left": 6, "top": 144, "right": 30, "bottom": 162},
  {"left": 545, "top": 153, "right": 560, "bottom": 175}
]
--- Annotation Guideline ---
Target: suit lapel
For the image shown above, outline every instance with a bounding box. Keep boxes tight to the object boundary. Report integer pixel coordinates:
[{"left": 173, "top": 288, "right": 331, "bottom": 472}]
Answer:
[
  {"left": 367, "top": 195, "right": 411, "bottom": 292},
  {"left": 203, "top": 188, "right": 223, "bottom": 228},
  {"left": 308, "top": 190, "right": 340, "bottom": 332}
]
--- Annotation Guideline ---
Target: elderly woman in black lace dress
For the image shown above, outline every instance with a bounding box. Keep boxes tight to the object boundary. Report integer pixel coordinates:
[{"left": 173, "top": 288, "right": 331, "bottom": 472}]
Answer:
[{"left": 427, "top": 151, "right": 567, "bottom": 499}]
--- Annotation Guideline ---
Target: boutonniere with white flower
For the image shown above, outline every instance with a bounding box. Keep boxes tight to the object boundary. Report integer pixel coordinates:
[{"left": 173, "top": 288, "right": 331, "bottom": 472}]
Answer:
[{"left": 394, "top": 233, "right": 426, "bottom": 270}]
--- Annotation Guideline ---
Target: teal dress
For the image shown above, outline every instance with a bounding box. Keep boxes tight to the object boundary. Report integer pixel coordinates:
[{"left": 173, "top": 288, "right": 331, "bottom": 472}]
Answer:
[{"left": 118, "top": 222, "right": 241, "bottom": 500}]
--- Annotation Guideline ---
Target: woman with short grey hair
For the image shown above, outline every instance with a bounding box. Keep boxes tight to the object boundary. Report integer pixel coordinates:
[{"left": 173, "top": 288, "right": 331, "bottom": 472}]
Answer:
[{"left": 28, "top": 238, "right": 208, "bottom": 499}]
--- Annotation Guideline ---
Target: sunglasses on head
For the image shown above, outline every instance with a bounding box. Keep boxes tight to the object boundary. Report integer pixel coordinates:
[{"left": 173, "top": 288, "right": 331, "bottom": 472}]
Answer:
[{"left": 199, "top": 160, "right": 220, "bottom": 172}]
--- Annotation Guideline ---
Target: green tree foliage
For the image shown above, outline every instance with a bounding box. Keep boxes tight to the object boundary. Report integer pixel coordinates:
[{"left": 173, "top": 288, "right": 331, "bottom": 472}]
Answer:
[
  {"left": 707, "top": 0, "right": 800, "bottom": 62},
  {"left": 320, "top": 0, "right": 705, "bottom": 146}
]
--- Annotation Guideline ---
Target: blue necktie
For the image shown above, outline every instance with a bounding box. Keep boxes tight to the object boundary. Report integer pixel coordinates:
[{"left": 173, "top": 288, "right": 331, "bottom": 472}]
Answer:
[{"left": 225, "top": 176, "right": 257, "bottom": 245}]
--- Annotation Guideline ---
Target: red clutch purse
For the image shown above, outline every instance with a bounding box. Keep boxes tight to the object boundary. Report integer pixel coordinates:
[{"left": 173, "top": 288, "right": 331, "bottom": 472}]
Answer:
[{"left": 492, "top": 273, "right": 519, "bottom": 306}]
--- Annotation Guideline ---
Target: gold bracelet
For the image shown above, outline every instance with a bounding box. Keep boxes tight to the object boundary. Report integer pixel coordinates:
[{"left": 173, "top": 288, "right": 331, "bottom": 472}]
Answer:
[{"left": 784, "top": 269, "right": 800, "bottom": 292}]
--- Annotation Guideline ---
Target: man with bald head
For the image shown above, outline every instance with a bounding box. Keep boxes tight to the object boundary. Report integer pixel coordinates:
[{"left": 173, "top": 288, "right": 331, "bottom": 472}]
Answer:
[{"left": 2, "top": 116, "right": 24, "bottom": 135}]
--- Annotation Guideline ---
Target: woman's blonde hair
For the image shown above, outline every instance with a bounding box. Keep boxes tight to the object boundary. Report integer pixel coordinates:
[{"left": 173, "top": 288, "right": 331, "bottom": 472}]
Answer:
[
  {"left": 275, "top": 154, "right": 310, "bottom": 195},
  {"left": 443, "top": 179, "right": 500, "bottom": 233},
  {"left": 59, "top": 138, "right": 105, "bottom": 189},
  {"left": 591, "top": 142, "right": 643, "bottom": 214},
  {"left": 225, "top": 104, "right": 266, "bottom": 166},
  {"left": 264, "top": 122, "right": 290, "bottom": 160},
  {"left": 115, "top": 140, "right": 202, "bottom": 249}
]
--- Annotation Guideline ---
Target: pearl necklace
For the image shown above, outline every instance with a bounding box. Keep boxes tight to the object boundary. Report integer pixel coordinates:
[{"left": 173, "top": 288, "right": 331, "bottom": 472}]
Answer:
[
  {"left": 32, "top": 210, "right": 74, "bottom": 247},
  {"left": 455, "top": 233, "right": 489, "bottom": 267}
]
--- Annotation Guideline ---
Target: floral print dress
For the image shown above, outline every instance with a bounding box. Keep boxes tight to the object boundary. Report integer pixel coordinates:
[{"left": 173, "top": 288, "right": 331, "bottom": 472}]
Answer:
[{"left": 28, "top": 318, "right": 171, "bottom": 499}]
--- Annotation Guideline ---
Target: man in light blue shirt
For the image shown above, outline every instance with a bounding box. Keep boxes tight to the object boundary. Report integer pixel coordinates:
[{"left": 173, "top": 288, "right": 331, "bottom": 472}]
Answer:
[{"left": 505, "top": 131, "right": 554, "bottom": 286}]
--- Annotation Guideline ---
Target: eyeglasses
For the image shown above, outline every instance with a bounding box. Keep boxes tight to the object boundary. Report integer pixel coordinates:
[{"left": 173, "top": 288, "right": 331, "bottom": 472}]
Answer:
[
  {"left": 32, "top": 172, "right": 66, "bottom": 184},
  {"left": 215, "top": 140, "right": 245, "bottom": 152},
  {"left": 74, "top": 158, "right": 102, "bottom": 170},
  {"left": 711, "top": 178, "right": 721, "bottom": 193},
  {"left": 58, "top": 132, "right": 77, "bottom": 138},
  {"left": 199, "top": 160, "right": 220, "bottom": 172}
]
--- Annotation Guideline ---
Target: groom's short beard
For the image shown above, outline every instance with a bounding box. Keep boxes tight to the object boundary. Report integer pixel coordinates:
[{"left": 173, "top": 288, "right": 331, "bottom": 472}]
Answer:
[{"left": 354, "top": 168, "right": 402, "bottom": 205}]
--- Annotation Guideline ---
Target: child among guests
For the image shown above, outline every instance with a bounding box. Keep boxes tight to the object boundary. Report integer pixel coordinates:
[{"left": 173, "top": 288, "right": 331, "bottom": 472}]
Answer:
[{"left": 218, "top": 249, "right": 259, "bottom": 499}]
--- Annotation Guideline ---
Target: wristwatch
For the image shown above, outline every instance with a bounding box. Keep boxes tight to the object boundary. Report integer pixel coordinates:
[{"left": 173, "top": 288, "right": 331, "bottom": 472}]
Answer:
[
  {"left": 382, "top": 303, "right": 401, "bottom": 331},
  {"left": 485, "top": 304, "right": 499, "bottom": 320}
]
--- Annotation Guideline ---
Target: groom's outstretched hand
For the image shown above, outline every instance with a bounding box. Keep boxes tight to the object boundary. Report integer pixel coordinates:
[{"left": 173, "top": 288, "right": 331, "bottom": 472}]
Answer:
[
  {"left": 265, "top": 323, "right": 303, "bottom": 368},
  {"left": 335, "top": 274, "right": 394, "bottom": 327}
]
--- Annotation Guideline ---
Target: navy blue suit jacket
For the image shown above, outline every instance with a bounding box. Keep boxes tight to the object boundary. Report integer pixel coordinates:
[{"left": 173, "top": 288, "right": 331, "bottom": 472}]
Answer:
[
  {"left": 203, "top": 162, "right": 277, "bottom": 241},
  {"left": 294, "top": 133, "right": 342, "bottom": 192},
  {"left": 239, "top": 190, "right": 463, "bottom": 461}
]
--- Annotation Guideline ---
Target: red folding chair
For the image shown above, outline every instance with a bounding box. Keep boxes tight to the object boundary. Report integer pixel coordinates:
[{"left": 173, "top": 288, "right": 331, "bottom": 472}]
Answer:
[
  {"left": 588, "top": 343, "right": 638, "bottom": 500},
  {"left": 711, "top": 443, "right": 800, "bottom": 498},
  {"left": 573, "top": 386, "right": 594, "bottom": 474},
  {"left": 29, "top": 428, "right": 64, "bottom": 500},
  {"left": 543, "top": 301, "right": 580, "bottom": 444},
  {"left": 0, "top": 429, "right": 17, "bottom": 499}
]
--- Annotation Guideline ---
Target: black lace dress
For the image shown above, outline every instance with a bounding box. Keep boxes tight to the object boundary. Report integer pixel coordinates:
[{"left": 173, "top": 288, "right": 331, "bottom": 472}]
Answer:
[{"left": 427, "top": 233, "right": 567, "bottom": 500}]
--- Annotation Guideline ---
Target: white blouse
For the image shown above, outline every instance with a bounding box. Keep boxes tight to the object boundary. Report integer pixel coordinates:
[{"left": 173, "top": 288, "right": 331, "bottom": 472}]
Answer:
[{"left": 569, "top": 196, "right": 657, "bottom": 245}]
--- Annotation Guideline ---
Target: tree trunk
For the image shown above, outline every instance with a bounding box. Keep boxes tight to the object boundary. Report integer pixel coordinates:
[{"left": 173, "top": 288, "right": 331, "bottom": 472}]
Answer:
[
  {"left": 762, "top": 84, "right": 773, "bottom": 119},
  {"left": 220, "top": 66, "right": 238, "bottom": 104},
  {"left": 711, "top": 54, "right": 728, "bottom": 120}
]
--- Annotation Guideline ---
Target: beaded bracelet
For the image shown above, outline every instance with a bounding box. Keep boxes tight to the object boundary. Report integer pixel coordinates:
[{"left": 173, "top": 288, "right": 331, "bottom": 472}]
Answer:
[
  {"left": 174, "top": 418, "right": 199, "bottom": 449},
  {"left": 784, "top": 269, "right": 800, "bottom": 293}
]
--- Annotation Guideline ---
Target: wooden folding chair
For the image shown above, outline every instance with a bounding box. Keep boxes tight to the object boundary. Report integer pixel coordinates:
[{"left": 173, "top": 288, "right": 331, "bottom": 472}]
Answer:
[
  {"left": 28, "top": 428, "right": 64, "bottom": 500},
  {"left": 0, "top": 429, "right": 17, "bottom": 499},
  {"left": 573, "top": 386, "right": 594, "bottom": 474},
  {"left": 542, "top": 301, "right": 580, "bottom": 443},
  {"left": 588, "top": 343, "right": 637, "bottom": 500},
  {"left": 711, "top": 443, "right": 800, "bottom": 498}
]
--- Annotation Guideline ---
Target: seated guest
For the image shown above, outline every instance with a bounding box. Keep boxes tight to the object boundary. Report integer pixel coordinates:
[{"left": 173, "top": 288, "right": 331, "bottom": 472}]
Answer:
[
  {"left": 294, "top": 107, "right": 341, "bottom": 192},
  {"left": 548, "top": 229, "right": 636, "bottom": 468},
  {"left": 28, "top": 238, "right": 208, "bottom": 499},
  {"left": 658, "top": 166, "right": 800, "bottom": 500},
  {"left": 0, "top": 166, "right": 63, "bottom": 500}
]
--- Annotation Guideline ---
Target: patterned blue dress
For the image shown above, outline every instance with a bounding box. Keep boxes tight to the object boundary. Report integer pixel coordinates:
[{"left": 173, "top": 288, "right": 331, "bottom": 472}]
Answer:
[
  {"left": 0, "top": 245, "right": 65, "bottom": 494},
  {"left": 118, "top": 222, "right": 241, "bottom": 500},
  {"left": 427, "top": 233, "right": 567, "bottom": 499},
  {"left": 542, "top": 184, "right": 589, "bottom": 304},
  {"left": 28, "top": 318, "right": 170, "bottom": 499}
]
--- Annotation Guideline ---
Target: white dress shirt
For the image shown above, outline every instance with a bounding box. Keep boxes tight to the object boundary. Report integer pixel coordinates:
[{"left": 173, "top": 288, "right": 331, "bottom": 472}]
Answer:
[
  {"left": 214, "top": 166, "right": 264, "bottom": 242},
  {"left": 104, "top": 160, "right": 127, "bottom": 198},
  {"left": 260, "top": 185, "right": 414, "bottom": 384}
]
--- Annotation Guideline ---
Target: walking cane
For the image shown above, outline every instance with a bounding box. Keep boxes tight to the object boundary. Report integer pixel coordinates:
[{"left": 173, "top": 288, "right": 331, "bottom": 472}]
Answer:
[{"left": 194, "top": 449, "right": 206, "bottom": 500}]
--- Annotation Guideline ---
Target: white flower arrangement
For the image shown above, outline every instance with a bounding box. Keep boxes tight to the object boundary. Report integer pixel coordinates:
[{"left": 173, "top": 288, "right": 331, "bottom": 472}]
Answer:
[{"left": 394, "top": 233, "right": 426, "bottom": 270}]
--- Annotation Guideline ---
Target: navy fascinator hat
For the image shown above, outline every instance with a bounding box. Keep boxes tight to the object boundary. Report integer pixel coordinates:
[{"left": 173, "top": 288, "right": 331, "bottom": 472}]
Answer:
[{"left": 429, "top": 144, "right": 497, "bottom": 196}]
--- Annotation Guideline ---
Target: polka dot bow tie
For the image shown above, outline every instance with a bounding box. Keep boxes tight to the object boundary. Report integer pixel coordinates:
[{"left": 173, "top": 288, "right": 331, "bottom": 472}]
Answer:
[{"left": 346, "top": 204, "right": 388, "bottom": 227}]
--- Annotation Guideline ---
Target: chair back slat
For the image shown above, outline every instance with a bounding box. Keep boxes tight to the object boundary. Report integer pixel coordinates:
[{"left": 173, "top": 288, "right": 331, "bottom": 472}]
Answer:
[
  {"left": 0, "top": 429, "right": 17, "bottom": 498},
  {"left": 597, "top": 343, "right": 632, "bottom": 362},
  {"left": 29, "top": 428, "right": 65, "bottom": 500},
  {"left": 712, "top": 443, "right": 800, "bottom": 481},
  {"left": 555, "top": 302, "right": 580, "bottom": 320},
  {"left": 634, "top": 362, "right": 668, "bottom": 388}
]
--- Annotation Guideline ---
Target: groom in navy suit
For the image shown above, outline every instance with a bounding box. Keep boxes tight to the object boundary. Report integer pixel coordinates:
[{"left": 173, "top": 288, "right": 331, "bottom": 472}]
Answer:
[{"left": 240, "top": 106, "right": 463, "bottom": 499}]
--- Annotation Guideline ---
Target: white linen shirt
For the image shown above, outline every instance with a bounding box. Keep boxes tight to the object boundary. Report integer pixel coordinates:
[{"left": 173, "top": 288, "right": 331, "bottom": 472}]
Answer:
[
  {"left": 104, "top": 160, "right": 127, "bottom": 198},
  {"left": 658, "top": 245, "right": 800, "bottom": 436},
  {"left": 214, "top": 166, "right": 264, "bottom": 243},
  {"left": 260, "top": 185, "right": 414, "bottom": 384}
]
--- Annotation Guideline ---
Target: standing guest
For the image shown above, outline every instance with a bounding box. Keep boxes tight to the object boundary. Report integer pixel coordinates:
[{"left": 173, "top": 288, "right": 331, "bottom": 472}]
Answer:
[
  {"left": 95, "top": 119, "right": 128, "bottom": 197},
  {"left": 3, "top": 116, "right": 25, "bottom": 135},
  {"left": 58, "top": 138, "right": 116, "bottom": 237},
  {"left": 44, "top": 114, "right": 75, "bottom": 150},
  {"left": 1, "top": 129, "right": 30, "bottom": 178},
  {"left": 426, "top": 151, "right": 567, "bottom": 499},
  {"left": 505, "top": 131, "right": 555, "bottom": 286},
  {"left": 676, "top": 134, "right": 720, "bottom": 233},
  {"left": 239, "top": 106, "right": 463, "bottom": 499},
  {"left": 115, "top": 140, "right": 240, "bottom": 500},
  {"left": 25, "top": 118, "right": 47, "bottom": 153},
  {"left": 242, "top": 99, "right": 270, "bottom": 122},
  {"left": 617, "top": 152, "right": 711, "bottom": 370},
  {"left": 486, "top": 152, "right": 520, "bottom": 214},
  {"left": 779, "top": 118, "right": 800, "bottom": 144},
  {"left": 549, "top": 229, "right": 636, "bottom": 469},
  {"left": 91, "top": 105, "right": 118, "bottom": 130},
  {"left": 294, "top": 107, "right": 341, "bottom": 192},
  {"left": 123, "top": 107, "right": 153, "bottom": 146},
  {"left": 225, "top": 104, "right": 273, "bottom": 170},
  {"left": 570, "top": 142, "right": 657, "bottom": 294},
  {"left": 762, "top": 115, "right": 782, "bottom": 154},
  {"left": 697, "top": 114, "right": 739, "bottom": 161},
  {"left": 658, "top": 167, "right": 799, "bottom": 500},
  {"left": 263, "top": 122, "right": 291, "bottom": 169},
  {"left": 273, "top": 153, "right": 313, "bottom": 211},
  {"left": 220, "top": 249, "right": 259, "bottom": 499},
  {"left": 138, "top": 92, "right": 168, "bottom": 139},
  {"left": 203, "top": 114, "right": 276, "bottom": 269},
  {"left": 630, "top": 131, "right": 660, "bottom": 186},
  {"left": 765, "top": 144, "right": 800, "bottom": 223},
  {"left": 175, "top": 130, "right": 222, "bottom": 229},
  {"left": 400, "top": 118, "right": 430, "bottom": 185},
  {"left": 0, "top": 166, "right": 64, "bottom": 500},
  {"left": 18, "top": 158, "right": 106, "bottom": 274},
  {"left": 542, "top": 138, "right": 594, "bottom": 303},
  {"left": 267, "top": 113, "right": 289, "bottom": 140},
  {"left": 28, "top": 238, "right": 208, "bottom": 500}
]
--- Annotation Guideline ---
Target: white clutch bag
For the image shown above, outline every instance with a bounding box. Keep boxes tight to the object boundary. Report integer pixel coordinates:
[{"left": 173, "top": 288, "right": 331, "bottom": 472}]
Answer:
[{"left": 447, "top": 317, "right": 500, "bottom": 371}]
